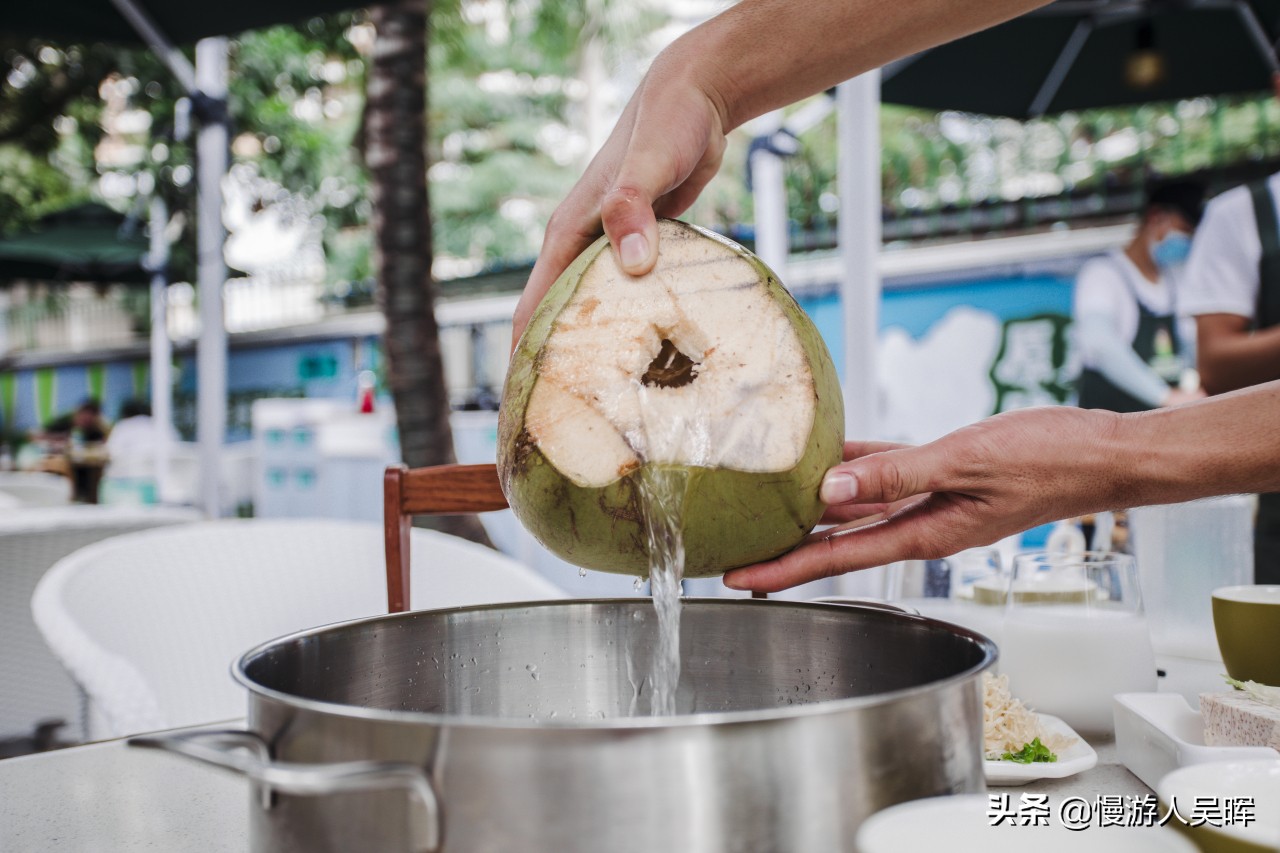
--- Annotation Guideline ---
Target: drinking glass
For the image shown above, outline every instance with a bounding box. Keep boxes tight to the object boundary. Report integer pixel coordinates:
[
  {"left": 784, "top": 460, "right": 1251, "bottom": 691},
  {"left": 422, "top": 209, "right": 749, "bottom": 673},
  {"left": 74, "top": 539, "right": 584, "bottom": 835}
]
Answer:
[{"left": 999, "top": 551, "right": 1157, "bottom": 736}]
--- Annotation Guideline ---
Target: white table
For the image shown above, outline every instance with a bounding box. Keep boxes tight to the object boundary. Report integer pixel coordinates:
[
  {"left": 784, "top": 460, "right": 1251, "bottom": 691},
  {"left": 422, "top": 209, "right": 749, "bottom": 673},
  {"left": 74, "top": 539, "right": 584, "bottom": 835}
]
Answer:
[{"left": 0, "top": 726, "right": 245, "bottom": 852}]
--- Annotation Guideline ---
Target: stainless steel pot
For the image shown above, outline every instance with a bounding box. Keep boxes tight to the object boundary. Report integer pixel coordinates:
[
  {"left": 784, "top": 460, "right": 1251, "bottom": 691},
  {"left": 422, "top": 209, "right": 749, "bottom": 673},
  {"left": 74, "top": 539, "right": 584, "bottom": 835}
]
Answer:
[{"left": 133, "top": 598, "right": 995, "bottom": 853}]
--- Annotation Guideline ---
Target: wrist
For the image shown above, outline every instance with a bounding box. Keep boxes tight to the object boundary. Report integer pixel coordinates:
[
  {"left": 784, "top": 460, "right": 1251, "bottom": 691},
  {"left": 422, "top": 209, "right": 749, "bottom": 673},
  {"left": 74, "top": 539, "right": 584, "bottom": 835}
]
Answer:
[
  {"left": 654, "top": 34, "right": 737, "bottom": 133},
  {"left": 1086, "top": 408, "right": 1145, "bottom": 512},
  {"left": 1107, "top": 406, "right": 1193, "bottom": 509}
]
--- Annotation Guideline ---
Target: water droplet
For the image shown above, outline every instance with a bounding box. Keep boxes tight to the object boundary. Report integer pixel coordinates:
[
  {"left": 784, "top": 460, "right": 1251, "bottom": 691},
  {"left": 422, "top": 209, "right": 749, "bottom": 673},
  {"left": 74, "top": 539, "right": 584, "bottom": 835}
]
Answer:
[
  {"left": 526, "top": 664, "right": 540, "bottom": 681},
  {"left": 633, "top": 577, "right": 644, "bottom": 591},
  {"left": 579, "top": 567, "right": 588, "bottom": 577}
]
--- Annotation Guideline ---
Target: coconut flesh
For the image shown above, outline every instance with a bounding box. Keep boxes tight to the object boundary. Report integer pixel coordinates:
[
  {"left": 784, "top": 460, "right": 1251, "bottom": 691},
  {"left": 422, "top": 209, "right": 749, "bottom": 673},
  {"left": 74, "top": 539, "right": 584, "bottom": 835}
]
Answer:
[{"left": 498, "top": 219, "right": 844, "bottom": 577}]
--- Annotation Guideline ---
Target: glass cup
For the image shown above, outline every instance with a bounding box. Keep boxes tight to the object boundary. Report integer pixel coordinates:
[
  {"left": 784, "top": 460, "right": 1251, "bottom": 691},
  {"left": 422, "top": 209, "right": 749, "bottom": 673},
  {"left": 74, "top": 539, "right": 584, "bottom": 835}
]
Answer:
[{"left": 998, "top": 551, "right": 1157, "bottom": 736}]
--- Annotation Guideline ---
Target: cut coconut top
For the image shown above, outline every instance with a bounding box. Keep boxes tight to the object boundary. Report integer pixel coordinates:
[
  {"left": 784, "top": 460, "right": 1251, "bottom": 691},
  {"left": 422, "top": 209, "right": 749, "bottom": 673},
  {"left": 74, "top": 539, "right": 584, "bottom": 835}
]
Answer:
[{"left": 523, "top": 221, "right": 818, "bottom": 488}]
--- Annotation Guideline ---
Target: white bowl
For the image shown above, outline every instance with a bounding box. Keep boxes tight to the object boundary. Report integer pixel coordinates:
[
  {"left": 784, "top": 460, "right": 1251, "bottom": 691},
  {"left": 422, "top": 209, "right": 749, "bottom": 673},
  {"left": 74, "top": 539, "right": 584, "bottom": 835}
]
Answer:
[
  {"left": 1157, "top": 760, "right": 1280, "bottom": 852},
  {"left": 856, "top": 793, "right": 1197, "bottom": 852}
]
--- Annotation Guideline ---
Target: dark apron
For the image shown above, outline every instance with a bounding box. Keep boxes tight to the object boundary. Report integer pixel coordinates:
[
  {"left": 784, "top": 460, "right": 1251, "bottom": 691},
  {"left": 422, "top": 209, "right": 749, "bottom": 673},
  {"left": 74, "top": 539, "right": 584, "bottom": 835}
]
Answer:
[
  {"left": 1077, "top": 256, "right": 1182, "bottom": 414},
  {"left": 1248, "top": 181, "right": 1280, "bottom": 584}
]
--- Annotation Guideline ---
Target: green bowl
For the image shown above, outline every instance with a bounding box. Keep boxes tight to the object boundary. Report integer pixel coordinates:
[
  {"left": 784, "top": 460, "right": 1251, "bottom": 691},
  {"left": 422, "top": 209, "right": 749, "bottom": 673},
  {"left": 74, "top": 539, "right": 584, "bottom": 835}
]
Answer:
[{"left": 1213, "top": 585, "right": 1280, "bottom": 687}]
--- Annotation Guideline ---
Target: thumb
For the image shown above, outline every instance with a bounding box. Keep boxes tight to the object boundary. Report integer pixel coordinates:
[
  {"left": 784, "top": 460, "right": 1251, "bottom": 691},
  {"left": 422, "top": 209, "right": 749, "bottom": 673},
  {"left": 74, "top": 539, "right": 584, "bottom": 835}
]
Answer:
[
  {"left": 599, "top": 182, "right": 661, "bottom": 276},
  {"left": 819, "top": 445, "right": 939, "bottom": 506}
]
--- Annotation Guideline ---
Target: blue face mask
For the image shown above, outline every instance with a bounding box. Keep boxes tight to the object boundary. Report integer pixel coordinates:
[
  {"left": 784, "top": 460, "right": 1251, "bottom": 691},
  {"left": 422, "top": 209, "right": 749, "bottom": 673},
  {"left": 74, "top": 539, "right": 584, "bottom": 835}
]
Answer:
[{"left": 1152, "top": 232, "right": 1193, "bottom": 269}]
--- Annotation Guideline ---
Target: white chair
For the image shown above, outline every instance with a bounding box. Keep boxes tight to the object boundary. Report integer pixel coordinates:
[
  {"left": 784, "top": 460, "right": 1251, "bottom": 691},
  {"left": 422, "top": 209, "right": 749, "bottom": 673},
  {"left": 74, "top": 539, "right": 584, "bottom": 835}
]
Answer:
[
  {"left": 0, "top": 506, "right": 201, "bottom": 749},
  {"left": 0, "top": 471, "right": 70, "bottom": 507},
  {"left": 32, "top": 519, "right": 566, "bottom": 740}
]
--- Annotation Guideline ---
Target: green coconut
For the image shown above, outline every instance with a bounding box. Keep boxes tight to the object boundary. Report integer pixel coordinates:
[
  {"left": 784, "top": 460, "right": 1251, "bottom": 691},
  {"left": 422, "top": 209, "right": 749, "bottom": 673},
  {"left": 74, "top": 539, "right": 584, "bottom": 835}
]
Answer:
[{"left": 498, "top": 219, "right": 844, "bottom": 577}]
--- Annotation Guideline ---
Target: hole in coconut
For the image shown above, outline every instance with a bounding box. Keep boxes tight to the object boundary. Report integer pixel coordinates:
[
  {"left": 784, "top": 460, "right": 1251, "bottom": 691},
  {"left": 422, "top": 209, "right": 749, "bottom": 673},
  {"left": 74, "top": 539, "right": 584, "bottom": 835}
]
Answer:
[{"left": 641, "top": 338, "right": 699, "bottom": 389}]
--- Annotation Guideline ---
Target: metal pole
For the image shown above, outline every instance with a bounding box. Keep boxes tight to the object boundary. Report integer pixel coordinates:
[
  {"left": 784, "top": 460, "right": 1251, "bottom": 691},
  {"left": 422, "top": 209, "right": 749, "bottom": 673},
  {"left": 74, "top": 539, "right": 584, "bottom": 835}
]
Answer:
[
  {"left": 148, "top": 194, "right": 173, "bottom": 503},
  {"left": 195, "top": 38, "right": 229, "bottom": 517},
  {"left": 1028, "top": 19, "right": 1093, "bottom": 118},
  {"left": 837, "top": 71, "right": 881, "bottom": 442},
  {"left": 108, "top": 0, "right": 197, "bottom": 94},
  {"left": 750, "top": 111, "right": 790, "bottom": 278},
  {"left": 835, "top": 71, "right": 883, "bottom": 600}
]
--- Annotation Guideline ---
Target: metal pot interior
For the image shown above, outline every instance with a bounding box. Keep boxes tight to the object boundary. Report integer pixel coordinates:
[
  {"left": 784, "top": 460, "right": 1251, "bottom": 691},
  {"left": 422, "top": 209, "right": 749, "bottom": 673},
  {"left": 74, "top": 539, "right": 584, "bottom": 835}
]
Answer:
[{"left": 238, "top": 599, "right": 994, "bottom": 723}]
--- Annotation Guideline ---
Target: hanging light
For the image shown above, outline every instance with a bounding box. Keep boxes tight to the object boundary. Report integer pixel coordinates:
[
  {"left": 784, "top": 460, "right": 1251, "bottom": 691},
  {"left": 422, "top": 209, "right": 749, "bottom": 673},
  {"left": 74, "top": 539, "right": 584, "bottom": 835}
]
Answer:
[{"left": 1125, "top": 19, "right": 1168, "bottom": 90}]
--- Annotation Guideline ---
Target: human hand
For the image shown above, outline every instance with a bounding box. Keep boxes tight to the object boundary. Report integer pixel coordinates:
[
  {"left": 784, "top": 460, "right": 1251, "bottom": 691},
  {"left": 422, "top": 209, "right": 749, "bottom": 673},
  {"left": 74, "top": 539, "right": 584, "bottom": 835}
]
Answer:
[
  {"left": 510, "top": 48, "right": 731, "bottom": 347},
  {"left": 818, "top": 440, "right": 921, "bottom": 525},
  {"left": 723, "top": 406, "right": 1125, "bottom": 593},
  {"left": 1162, "top": 387, "right": 1206, "bottom": 407}
]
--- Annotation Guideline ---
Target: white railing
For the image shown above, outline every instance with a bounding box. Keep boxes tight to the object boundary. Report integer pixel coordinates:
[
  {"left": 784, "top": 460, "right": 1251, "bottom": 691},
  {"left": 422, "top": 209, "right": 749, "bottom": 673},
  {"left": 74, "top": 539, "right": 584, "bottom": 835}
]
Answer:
[{"left": 0, "top": 275, "right": 339, "bottom": 355}]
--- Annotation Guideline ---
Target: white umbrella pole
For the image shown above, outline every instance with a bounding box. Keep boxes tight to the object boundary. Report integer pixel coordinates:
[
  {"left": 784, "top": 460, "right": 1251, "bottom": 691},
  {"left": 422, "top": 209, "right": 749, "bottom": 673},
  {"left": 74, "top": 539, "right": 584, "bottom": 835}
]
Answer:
[
  {"left": 148, "top": 195, "right": 172, "bottom": 502},
  {"left": 195, "top": 37, "right": 229, "bottom": 517},
  {"left": 837, "top": 72, "right": 881, "bottom": 442},
  {"left": 834, "top": 71, "right": 882, "bottom": 600},
  {"left": 750, "top": 111, "right": 790, "bottom": 278}
]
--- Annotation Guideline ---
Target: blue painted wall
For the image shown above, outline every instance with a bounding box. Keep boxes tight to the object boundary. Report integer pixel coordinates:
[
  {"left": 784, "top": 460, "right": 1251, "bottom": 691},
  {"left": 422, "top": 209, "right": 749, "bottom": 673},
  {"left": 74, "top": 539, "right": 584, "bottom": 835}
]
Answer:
[
  {"left": 797, "top": 274, "right": 1074, "bottom": 381},
  {"left": 1, "top": 272, "right": 1075, "bottom": 440}
]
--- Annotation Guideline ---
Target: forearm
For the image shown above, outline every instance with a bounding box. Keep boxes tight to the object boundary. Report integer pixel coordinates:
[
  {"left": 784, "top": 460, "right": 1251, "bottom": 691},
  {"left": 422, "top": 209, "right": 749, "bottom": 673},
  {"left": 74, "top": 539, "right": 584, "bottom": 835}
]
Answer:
[
  {"left": 1118, "top": 381, "right": 1280, "bottom": 506},
  {"left": 1198, "top": 322, "right": 1280, "bottom": 394},
  {"left": 667, "top": 0, "right": 1050, "bottom": 132}
]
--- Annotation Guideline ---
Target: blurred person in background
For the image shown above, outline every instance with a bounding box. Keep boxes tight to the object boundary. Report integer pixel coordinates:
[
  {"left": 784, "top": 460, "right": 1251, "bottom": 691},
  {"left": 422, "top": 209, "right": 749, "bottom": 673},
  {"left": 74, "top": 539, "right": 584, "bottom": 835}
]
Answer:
[
  {"left": 1074, "top": 181, "right": 1206, "bottom": 413},
  {"left": 41, "top": 398, "right": 109, "bottom": 445},
  {"left": 1181, "top": 131, "right": 1280, "bottom": 583},
  {"left": 101, "top": 398, "right": 176, "bottom": 506}
]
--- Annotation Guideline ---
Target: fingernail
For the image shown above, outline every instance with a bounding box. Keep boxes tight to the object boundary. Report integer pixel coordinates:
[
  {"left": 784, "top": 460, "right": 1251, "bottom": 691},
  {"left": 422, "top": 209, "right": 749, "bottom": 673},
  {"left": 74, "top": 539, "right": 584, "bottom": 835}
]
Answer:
[
  {"left": 820, "top": 472, "right": 857, "bottom": 504},
  {"left": 619, "top": 233, "right": 648, "bottom": 271}
]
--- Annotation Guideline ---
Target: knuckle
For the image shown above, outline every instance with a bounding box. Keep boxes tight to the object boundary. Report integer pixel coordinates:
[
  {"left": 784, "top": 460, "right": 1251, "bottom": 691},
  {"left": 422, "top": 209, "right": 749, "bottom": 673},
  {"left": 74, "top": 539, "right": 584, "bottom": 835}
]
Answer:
[
  {"left": 599, "top": 185, "right": 645, "bottom": 224},
  {"left": 878, "top": 461, "right": 907, "bottom": 502}
]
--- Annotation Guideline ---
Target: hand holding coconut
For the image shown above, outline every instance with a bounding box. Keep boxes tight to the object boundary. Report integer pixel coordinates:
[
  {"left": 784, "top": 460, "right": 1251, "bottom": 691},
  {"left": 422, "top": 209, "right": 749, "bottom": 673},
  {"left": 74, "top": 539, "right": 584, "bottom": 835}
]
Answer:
[
  {"left": 725, "top": 384, "right": 1280, "bottom": 592},
  {"left": 512, "top": 0, "right": 1051, "bottom": 347}
]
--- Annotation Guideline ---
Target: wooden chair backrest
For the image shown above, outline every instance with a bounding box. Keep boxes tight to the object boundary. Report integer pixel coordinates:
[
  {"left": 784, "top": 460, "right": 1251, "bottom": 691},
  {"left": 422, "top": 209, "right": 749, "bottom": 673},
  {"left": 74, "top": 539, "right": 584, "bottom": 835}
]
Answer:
[{"left": 383, "top": 463, "right": 507, "bottom": 613}]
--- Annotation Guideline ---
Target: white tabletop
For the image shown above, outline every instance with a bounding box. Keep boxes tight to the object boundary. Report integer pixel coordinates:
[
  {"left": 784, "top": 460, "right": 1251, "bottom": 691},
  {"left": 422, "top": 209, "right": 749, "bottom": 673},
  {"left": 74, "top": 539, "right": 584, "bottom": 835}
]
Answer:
[{"left": 0, "top": 725, "right": 247, "bottom": 853}]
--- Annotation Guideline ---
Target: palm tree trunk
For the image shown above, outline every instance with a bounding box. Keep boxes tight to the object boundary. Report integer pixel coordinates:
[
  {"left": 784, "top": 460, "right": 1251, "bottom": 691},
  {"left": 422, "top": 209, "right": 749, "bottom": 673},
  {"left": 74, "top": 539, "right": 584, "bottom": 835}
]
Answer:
[{"left": 366, "top": 0, "right": 491, "bottom": 546}]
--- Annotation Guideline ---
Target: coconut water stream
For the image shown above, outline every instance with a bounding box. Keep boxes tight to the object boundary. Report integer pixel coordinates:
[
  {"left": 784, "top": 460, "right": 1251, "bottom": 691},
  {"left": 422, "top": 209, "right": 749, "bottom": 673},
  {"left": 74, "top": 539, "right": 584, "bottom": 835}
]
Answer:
[
  {"left": 635, "top": 465, "right": 688, "bottom": 716},
  {"left": 630, "top": 339, "right": 710, "bottom": 716}
]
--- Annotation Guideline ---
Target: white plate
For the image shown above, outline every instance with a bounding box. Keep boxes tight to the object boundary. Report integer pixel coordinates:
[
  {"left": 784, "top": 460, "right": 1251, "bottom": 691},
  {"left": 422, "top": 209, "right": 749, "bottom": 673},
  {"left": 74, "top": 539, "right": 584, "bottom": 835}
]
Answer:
[
  {"left": 1113, "top": 692, "right": 1280, "bottom": 791},
  {"left": 1157, "top": 760, "right": 1280, "bottom": 850},
  {"left": 856, "top": 794, "right": 1197, "bottom": 853},
  {"left": 984, "top": 713, "right": 1097, "bottom": 786}
]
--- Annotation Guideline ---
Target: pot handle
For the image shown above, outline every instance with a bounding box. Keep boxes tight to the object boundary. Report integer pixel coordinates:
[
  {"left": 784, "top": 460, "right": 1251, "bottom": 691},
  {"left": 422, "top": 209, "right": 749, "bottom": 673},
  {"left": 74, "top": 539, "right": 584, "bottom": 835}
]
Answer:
[
  {"left": 130, "top": 729, "right": 441, "bottom": 852},
  {"left": 810, "top": 596, "right": 922, "bottom": 616}
]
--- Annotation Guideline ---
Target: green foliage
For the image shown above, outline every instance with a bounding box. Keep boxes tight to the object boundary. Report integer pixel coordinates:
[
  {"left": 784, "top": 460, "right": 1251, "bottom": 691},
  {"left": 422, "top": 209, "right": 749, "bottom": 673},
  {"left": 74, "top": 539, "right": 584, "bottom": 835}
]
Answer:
[
  {"left": 6, "top": 7, "right": 1280, "bottom": 282},
  {"left": 0, "top": 146, "right": 85, "bottom": 235},
  {"left": 426, "top": 0, "right": 663, "bottom": 265}
]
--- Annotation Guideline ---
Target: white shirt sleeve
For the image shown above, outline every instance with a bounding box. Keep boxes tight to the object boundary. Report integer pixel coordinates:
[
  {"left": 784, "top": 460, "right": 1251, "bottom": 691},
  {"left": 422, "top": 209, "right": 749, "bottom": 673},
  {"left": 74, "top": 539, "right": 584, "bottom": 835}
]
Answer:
[
  {"left": 1075, "top": 311, "right": 1172, "bottom": 407},
  {"left": 1073, "top": 256, "right": 1170, "bottom": 407},
  {"left": 1073, "top": 257, "right": 1123, "bottom": 322},
  {"left": 1180, "top": 186, "right": 1261, "bottom": 319}
]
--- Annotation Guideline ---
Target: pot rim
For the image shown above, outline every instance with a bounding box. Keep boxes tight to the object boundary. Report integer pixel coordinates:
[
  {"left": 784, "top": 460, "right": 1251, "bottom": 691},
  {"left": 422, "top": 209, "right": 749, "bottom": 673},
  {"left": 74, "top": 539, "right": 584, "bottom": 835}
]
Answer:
[{"left": 232, "top": 597, "right": 997, "bottom": 731}]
